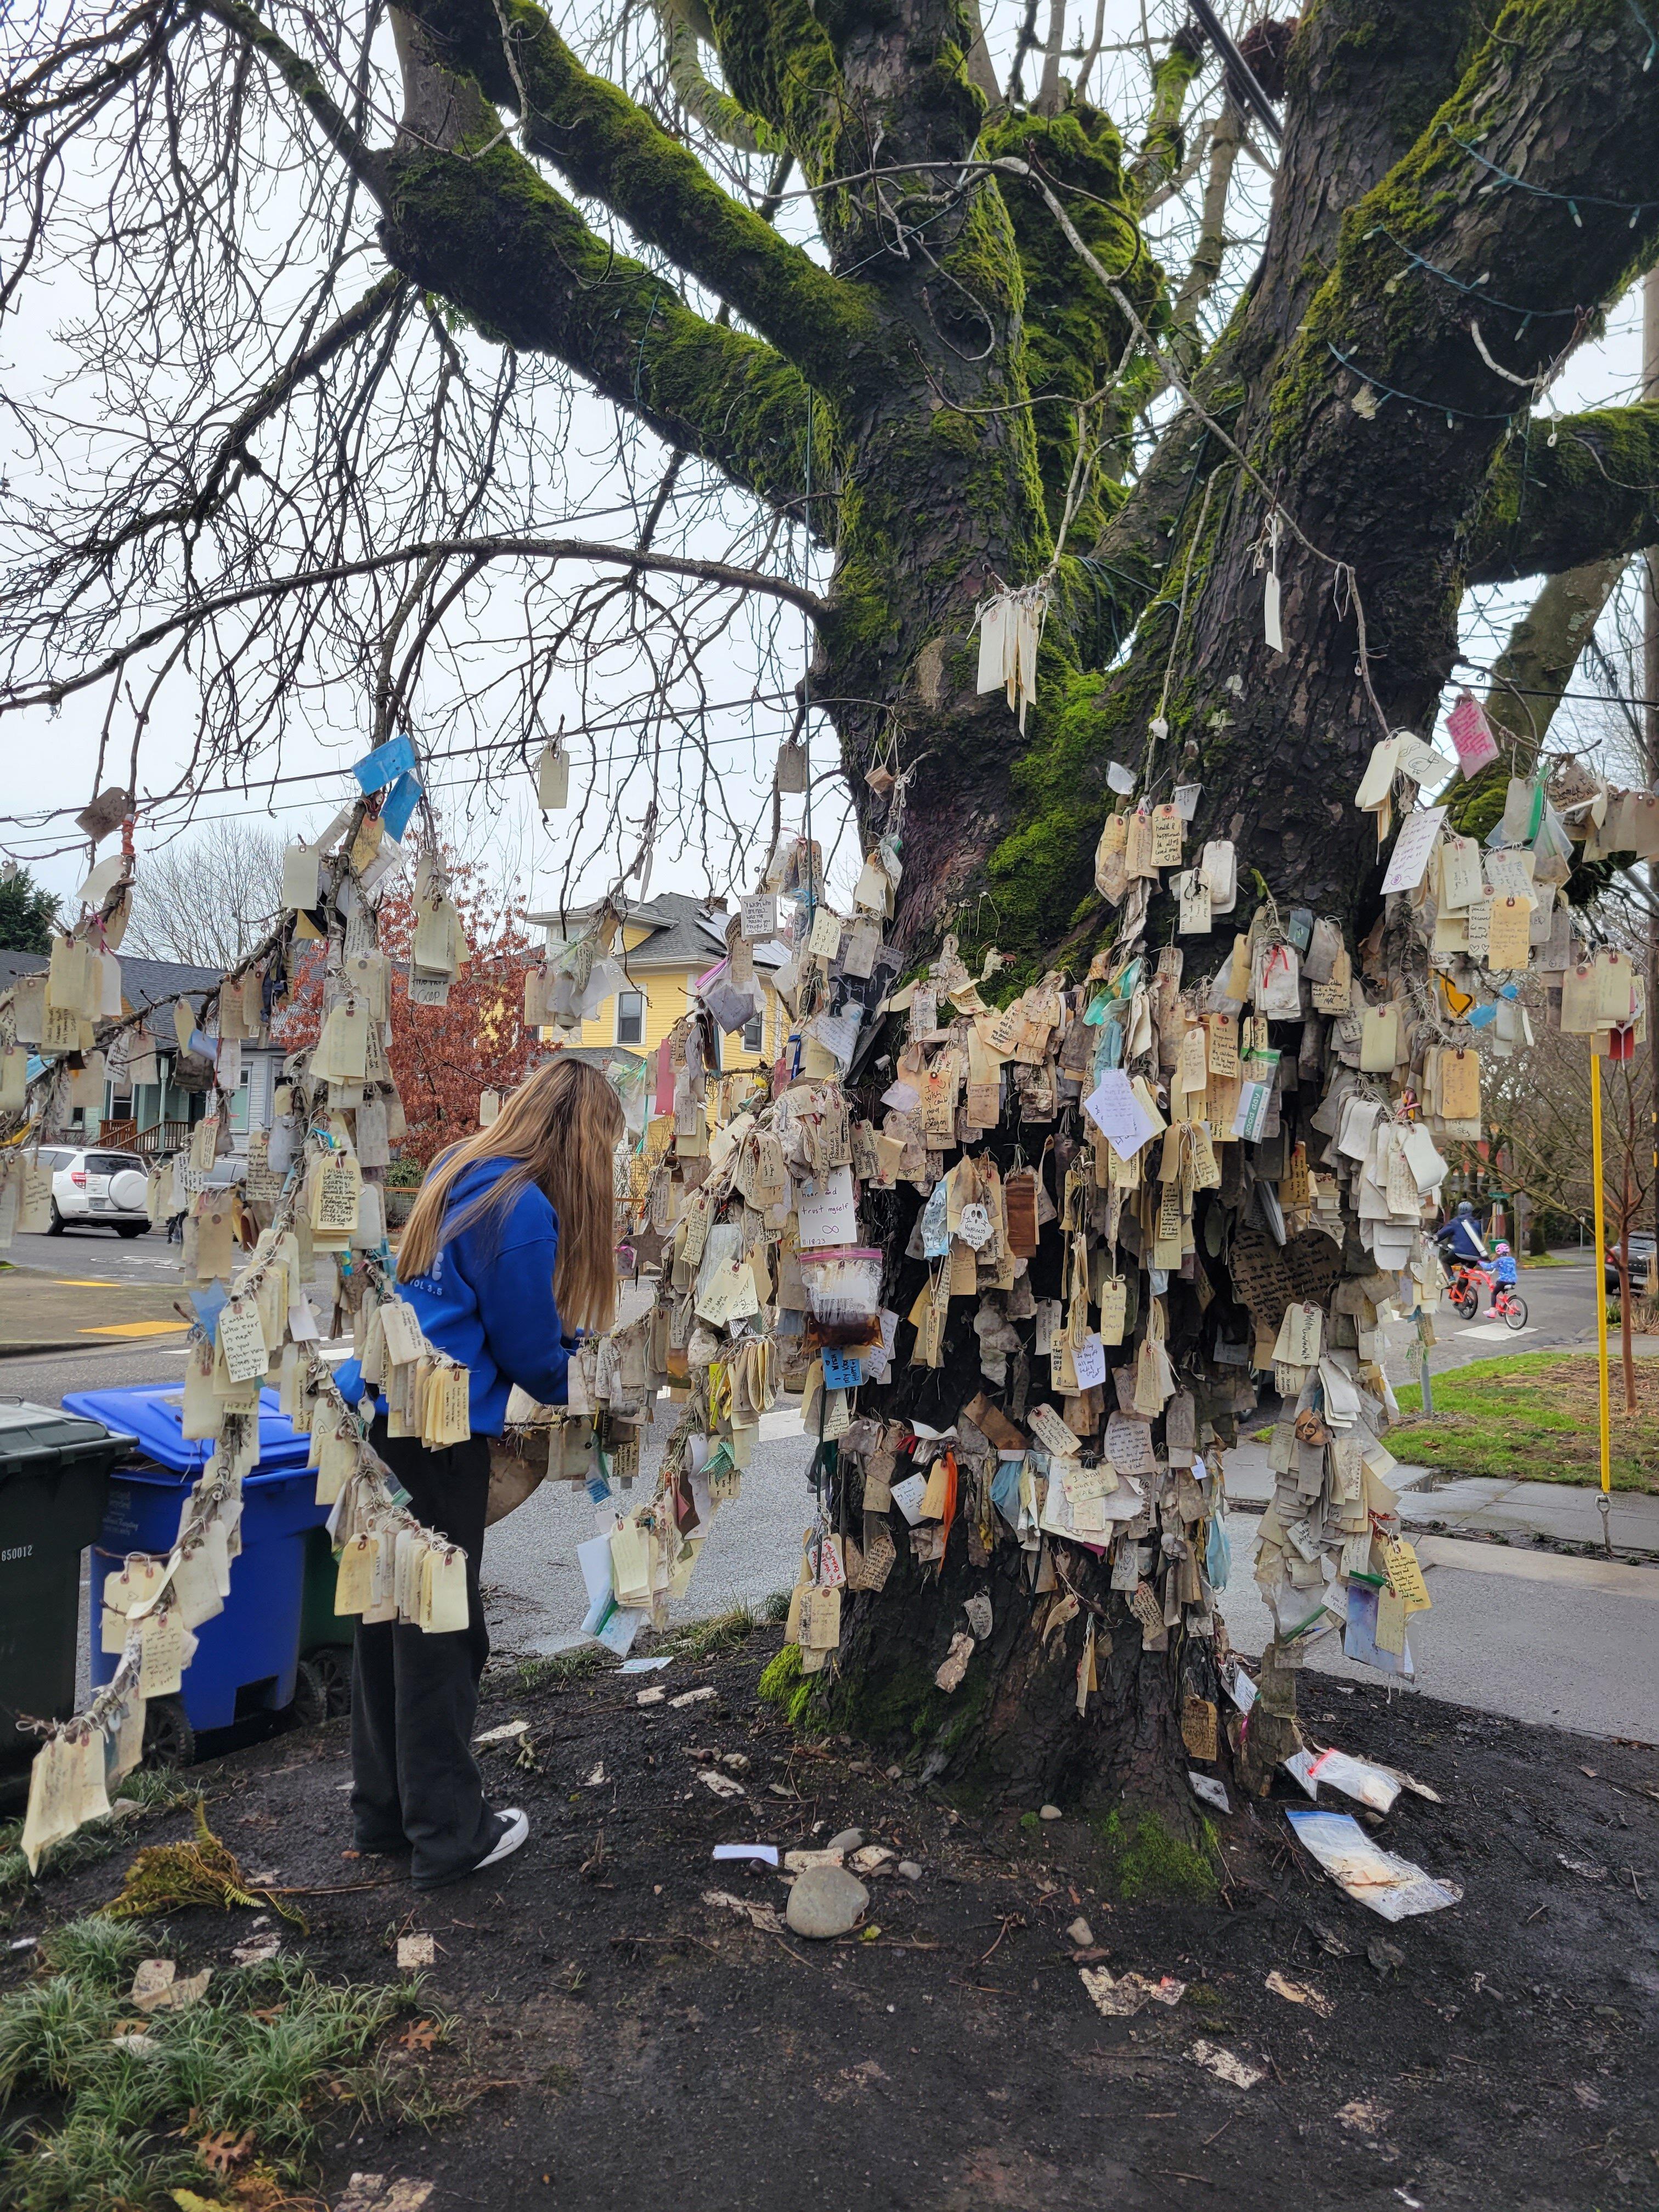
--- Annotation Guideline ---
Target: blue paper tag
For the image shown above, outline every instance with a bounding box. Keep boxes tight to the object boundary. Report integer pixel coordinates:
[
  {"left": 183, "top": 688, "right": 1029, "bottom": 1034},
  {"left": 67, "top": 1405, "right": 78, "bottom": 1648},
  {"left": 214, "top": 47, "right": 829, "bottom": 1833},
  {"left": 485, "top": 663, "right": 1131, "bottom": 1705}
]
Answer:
[
  {"left": 380, "top": 769, "right": 424, "bottom": 841},
  {"left": 821, "top": 1348, "right": 863, "bottom": 1389},
  {"left": 352, "top": 731, "right": 417, "bottom": 794}
]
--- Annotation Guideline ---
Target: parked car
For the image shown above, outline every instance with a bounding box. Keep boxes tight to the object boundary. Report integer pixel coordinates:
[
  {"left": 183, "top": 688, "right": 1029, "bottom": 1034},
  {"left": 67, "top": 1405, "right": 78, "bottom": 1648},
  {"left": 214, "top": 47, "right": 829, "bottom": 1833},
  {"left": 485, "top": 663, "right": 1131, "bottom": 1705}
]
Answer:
[
  {"left": 1605, "top": 1232, "right": 1656, "bottom": 1296},
  {"left": 34, "top": 1146, "right": 151, "bottom": 1237}
]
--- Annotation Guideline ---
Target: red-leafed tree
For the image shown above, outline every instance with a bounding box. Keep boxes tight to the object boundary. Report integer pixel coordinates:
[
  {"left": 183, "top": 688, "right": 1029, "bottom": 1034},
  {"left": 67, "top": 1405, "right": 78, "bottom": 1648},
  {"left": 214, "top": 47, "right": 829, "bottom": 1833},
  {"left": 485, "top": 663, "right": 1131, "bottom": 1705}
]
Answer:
[{"left": 283, "top": 857, "right": 538, "bottom": 1166}]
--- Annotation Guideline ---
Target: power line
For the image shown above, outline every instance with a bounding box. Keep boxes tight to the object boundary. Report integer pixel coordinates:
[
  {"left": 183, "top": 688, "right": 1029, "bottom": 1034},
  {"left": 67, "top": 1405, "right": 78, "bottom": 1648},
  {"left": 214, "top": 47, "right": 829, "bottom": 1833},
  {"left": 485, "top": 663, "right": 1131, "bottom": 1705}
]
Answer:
[{"left": 0, "top": 688, "right": 849, "bottom": 834}]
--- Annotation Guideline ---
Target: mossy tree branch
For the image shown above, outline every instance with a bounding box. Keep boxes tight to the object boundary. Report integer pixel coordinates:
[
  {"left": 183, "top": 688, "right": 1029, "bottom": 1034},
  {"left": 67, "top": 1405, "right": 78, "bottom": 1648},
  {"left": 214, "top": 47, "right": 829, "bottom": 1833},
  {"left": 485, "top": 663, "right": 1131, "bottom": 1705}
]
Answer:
[
  {"left": 652, "top": 0, "right": 785, "bottom": 155},
  {"left": 395, "top": 0, "right": 878, "bottom": 402},
  {"left": 1466, "top": 404, "right": 1659, "bottom": 583},
  {"left": 376, "top": 142, "right": 818, "bottom": 517}
]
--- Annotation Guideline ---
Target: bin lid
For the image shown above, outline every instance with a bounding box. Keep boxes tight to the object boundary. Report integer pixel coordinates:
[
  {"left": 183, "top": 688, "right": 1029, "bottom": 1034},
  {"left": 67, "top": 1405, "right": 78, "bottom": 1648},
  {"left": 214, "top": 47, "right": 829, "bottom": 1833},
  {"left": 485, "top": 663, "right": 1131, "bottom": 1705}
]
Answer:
[
  {"left": 0, "top": 1400, "right": 131, "bottom": 1479},
  {"left": 61, "top": 1386, "right": 312, "bottom": 1477}
]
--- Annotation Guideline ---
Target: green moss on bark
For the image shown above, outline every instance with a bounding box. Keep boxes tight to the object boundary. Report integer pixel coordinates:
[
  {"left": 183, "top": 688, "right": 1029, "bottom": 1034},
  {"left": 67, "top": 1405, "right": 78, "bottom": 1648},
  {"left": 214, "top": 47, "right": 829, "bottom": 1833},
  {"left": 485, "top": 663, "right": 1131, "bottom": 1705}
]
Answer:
[{"left": 1091, "top": 1809, "right": 1220, "bottom": 1901}]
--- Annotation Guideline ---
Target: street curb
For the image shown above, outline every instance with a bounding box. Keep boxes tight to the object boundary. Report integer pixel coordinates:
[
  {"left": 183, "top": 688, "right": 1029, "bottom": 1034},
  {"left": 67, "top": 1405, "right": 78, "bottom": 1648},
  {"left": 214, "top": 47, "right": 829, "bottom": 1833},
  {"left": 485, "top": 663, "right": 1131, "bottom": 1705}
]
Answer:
[{"left": 0, "top": 1338, "right": 179, "bottom": 1360}]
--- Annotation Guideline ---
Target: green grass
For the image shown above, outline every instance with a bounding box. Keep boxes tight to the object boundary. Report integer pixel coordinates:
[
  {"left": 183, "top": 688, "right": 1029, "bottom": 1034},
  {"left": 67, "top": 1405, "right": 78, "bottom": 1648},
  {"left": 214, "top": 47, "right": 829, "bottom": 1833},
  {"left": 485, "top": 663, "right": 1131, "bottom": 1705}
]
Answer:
[
  {"left": 1521, "top": 1252, "right": 1579, "bottom": 1270},
  {"left": 511, "top": 1644, "right": 610, "bottom": 1692},
  {"left": 1393, "top": 1353, "right": 1659, "bottom": 1492},
  {"left": 0, "top": 1917, "right": 437, "bottom": 2210},
  {"left": 653, "top": 1605, "right": 758, "bottom": 1662}
]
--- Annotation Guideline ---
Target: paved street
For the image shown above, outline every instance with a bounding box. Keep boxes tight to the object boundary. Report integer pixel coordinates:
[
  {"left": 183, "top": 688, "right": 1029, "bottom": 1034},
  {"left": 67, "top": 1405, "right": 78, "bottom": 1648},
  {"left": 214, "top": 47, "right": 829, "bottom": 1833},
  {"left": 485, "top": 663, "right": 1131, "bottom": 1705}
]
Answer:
[
  {"left": 1391, "top": 1250, "right": 1657, "bottom": 1381},
  {"left": 4, "top": 1244, "right": 1655, "bottom": 1747}
]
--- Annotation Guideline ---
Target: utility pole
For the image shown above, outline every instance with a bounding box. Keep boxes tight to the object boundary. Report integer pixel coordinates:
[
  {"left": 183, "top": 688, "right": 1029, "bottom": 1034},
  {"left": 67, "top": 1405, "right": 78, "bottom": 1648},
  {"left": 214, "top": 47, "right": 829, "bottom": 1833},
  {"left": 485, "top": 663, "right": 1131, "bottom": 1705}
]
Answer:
[{"left": 1645, "top": 270, "right": 1659, "bottom": 1238}]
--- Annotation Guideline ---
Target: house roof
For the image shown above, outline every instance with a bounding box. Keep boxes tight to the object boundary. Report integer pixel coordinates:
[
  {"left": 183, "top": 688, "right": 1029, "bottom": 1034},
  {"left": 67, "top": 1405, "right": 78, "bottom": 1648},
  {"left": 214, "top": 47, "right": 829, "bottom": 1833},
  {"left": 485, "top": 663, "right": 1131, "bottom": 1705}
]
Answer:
[
  {"left": 111, "top": 956, "right": 224, "bottom": 1013},
  {"left": 0, "top": 951, "right": 46, "bottom": 994},
  {"left": 524, "top": 890, "right": 788, "bottom": 974},
  {"left": 0, "top": 947, "right": 262, "bottom": 1036}
]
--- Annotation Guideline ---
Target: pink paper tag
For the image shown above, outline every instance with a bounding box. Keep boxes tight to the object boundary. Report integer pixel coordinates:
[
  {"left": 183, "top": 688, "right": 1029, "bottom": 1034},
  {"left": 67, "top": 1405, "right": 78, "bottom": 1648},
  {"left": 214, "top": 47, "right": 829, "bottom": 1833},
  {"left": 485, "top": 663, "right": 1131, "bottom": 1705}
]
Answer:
[{"left": 1446, "top": 691, "right": 1499, "bottom": 775}]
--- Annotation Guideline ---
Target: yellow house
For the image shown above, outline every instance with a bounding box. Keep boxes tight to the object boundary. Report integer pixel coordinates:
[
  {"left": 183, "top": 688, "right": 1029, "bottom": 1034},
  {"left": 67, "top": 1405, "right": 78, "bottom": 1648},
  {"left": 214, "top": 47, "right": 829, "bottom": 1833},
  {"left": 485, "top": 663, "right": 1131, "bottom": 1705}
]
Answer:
[{"left": 525, "top": 892, "right": 789, "bottom": 1071}]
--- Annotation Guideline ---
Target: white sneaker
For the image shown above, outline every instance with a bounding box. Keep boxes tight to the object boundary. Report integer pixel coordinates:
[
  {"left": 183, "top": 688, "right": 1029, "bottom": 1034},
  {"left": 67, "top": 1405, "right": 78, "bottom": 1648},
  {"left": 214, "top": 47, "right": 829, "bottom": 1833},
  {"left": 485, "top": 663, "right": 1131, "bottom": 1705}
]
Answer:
[{"left": 475, "top": 1807, "right": 528, "bottom": 1872}]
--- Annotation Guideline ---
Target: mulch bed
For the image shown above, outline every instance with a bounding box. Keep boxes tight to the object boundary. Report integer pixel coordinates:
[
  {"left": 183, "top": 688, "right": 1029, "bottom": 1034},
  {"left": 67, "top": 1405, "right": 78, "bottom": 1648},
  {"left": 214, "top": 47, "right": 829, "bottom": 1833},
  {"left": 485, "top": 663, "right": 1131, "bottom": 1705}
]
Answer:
[{"left": 5, "top": 1630, "right": 1657, "bottom": 2210}]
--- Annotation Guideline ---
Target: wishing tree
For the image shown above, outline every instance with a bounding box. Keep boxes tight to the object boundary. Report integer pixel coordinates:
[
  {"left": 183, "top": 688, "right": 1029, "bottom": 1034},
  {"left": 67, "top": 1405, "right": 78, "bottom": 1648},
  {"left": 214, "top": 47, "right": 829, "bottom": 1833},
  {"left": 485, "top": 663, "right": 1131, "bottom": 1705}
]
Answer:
[{"left": 5, "top": 0, "right": 1659, "bottom": 1829}]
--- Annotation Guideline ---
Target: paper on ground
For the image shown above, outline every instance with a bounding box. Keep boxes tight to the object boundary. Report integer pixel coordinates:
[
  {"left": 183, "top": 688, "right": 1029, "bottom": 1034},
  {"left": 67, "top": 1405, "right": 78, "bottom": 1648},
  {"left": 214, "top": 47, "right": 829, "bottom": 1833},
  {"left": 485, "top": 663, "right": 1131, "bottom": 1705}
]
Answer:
[{"left": 1285, "top": 1808, "right": 1460, "bottom": 1920}]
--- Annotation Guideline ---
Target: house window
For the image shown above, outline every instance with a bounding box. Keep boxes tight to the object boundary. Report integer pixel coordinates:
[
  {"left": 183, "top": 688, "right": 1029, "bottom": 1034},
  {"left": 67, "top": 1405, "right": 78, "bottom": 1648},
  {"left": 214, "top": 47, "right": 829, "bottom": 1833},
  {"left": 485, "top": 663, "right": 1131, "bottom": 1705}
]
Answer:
[
  {"left": 228, "top": 1067, "right": 252, "bottom": 1133},
  {"left": 616, "top": 989, "right": 645, "bottom": 1046},
  {"left": 740, "top": 1006, "right": 765, "bottom": 1054}
]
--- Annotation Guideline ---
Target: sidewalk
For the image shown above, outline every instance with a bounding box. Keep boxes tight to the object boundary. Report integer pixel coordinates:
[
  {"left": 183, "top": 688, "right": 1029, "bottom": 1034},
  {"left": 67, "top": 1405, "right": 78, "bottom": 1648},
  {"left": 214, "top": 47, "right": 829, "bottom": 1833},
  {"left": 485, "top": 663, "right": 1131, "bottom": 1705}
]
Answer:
[
  {"left": 0, "top": 1262, "right": 188, "bottom": 1353},
  {"left": 1222, "top": 1437, "right": 1659, "bottom": 1554},
  {"left": 1219, "top": 1439, "right": 1659, "bottom": 1740}
]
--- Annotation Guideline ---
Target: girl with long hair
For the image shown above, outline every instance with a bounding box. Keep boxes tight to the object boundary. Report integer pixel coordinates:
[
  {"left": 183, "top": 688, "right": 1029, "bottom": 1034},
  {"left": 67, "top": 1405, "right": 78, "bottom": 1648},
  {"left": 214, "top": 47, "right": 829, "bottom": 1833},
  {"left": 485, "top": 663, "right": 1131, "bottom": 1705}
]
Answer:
[{"left": 338, "top": 1054, "right": 623, "bottom": 1889}]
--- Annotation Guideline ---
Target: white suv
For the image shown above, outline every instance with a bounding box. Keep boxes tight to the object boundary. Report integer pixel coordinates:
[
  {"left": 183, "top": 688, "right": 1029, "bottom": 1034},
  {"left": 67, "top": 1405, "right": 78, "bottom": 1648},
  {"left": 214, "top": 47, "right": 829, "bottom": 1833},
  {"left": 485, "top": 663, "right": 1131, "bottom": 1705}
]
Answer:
[{"left": 35, "top": 1146, "right": 151, "bottom": 1237}]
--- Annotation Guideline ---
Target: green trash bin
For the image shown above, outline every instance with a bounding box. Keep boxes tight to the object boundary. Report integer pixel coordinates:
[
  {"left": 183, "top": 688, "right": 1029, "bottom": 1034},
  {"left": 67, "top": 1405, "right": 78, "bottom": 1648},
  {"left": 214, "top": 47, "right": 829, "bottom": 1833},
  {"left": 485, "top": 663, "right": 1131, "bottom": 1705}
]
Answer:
[{"left": 0, "top": 1401, "right": 133, "bottom": 1778}]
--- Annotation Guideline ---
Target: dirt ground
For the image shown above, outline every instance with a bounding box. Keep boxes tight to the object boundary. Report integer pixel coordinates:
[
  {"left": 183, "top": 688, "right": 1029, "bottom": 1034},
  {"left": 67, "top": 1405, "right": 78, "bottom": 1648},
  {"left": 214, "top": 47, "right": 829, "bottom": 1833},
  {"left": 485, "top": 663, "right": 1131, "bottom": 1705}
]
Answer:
[{"left": 6, "top": 1629, "right": 1658, "bottom": 2212}]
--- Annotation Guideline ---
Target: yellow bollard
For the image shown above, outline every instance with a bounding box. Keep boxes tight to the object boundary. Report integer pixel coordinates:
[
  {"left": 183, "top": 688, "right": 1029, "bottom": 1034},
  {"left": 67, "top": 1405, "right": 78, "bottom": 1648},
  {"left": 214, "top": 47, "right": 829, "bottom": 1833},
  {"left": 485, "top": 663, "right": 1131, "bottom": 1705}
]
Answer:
[{"left": 1589, "top": 1044, "right": 1613, "bottom": 1550}]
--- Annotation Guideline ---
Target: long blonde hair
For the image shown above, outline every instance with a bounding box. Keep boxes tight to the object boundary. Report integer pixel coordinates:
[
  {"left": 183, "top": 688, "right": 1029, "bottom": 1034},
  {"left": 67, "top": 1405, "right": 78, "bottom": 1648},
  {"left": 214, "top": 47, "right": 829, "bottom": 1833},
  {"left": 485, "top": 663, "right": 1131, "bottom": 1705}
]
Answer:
[{"left": 398, "top": 1056, "right": 624, "bottom": 1333}]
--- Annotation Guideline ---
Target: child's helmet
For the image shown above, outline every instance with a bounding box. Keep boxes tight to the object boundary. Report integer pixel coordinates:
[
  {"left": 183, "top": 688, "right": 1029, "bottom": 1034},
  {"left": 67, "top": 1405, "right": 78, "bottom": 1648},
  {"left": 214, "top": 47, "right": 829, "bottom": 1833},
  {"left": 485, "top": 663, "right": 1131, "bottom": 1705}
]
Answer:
[{"left": 1494, "top": 1241, "right": 1510, "bottom": 1256}]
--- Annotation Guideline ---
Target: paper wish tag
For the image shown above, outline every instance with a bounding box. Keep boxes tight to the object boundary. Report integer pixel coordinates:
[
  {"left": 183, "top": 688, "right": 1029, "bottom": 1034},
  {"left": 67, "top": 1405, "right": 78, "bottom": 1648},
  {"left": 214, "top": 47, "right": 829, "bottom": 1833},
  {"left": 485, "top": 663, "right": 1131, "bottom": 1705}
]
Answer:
[
  {"left": 1027, "top": 1402, "right": 1082, "bottom": 1458},
  {"left": 1082, "top": 1070, "right": 1157, "bottom": 1162},
  {"left": 1272, "top": 1301, "right": 1323, "bottom": 1368},
  {"left": 1446, "top": 691, "right": 1499, "bottom": 775},
  {"left": 1177, "top": 872, "right": 1211, "bottom": 935},
  {"left": 1380, "top": 805, "right": 1446, "bottom": 896},
  {"left": 1485, "top": 893, "right": 1532, "bottom": 971},
  {"left": 216, "top": 1297, "right": 268, "bottom": 1385},
  {"left": 1383, "top": 1538, "right": 1432, "bottom": 1614},
  {"left": 1103, "top": 1412, "right": 1156, "bottom": 1476}
]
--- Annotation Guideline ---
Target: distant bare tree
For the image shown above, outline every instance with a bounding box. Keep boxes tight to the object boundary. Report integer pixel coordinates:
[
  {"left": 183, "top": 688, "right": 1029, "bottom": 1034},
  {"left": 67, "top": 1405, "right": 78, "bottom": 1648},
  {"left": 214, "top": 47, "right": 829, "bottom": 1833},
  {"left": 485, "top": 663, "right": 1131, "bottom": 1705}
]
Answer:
[{"left": 123, "top": 821, "right": 285, "bottom": 970}]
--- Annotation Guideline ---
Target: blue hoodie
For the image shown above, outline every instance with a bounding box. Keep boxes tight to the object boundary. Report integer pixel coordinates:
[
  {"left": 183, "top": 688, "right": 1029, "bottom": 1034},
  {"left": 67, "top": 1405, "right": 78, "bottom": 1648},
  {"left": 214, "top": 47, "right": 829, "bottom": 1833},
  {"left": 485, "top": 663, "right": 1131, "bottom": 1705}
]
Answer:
[{"left": 337, "top": 1155, "right": 573, "bottom": 1436}]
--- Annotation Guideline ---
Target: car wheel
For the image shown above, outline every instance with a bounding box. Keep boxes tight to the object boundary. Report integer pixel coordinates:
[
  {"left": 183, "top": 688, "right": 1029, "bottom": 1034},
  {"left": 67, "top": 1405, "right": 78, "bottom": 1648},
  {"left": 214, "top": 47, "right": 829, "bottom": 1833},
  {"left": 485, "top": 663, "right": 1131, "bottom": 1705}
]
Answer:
[
  {"left": 116, "top": 1223, "right": 148, "bottom": 1239},
  {"left": 46, "top": 1201, "right": 66, "bottom": 1236}
]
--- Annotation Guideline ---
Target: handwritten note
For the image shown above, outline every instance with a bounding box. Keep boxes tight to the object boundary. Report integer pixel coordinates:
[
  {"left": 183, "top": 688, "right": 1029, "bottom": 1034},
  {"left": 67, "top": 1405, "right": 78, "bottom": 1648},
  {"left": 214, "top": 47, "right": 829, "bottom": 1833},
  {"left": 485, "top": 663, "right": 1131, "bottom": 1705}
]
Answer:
[
  {"left": 1082, "top": 1070, "right": 1157, "bottom": 1161},
  {"left": 1380, "top": 805, "right": 1447, "bottom": 896}
]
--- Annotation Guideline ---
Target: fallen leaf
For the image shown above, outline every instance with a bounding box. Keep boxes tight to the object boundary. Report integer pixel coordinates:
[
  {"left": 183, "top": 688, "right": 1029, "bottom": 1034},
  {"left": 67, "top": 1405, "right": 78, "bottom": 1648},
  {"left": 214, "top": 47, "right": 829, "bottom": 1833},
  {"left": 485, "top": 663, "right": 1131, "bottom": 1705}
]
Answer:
[
  {"left": 1190, "top": 2039, "right": 1263, "bottom": 2090},
  {"left": 230, "top": 1934, "right": 281, "bottom": 1968},
  {"left": 697, "top": 1769, "right": 746, "bottom": 1800},
  {"left": 702, "top": 1889, "right": 786, "bottom": 1933},
  {"left": 670, "top": 1685, "right": 719, "bottom": 1708},
  {"left": 196, "top": 2128, "right": 254, "bottom": 2175},
  {"left": 1336, "top": 2097, "right": 1391, "bottom": 2134},
  {"left": 584, "top": 1763, "right": 607, "bottom": 1787},
  {"left": 1557, "top": 1853, "right": 1606, "bottom": 1881},
  {"left": 1080, "top": 1968, "right": 1187, "bottom": 2019},
  {"left": 131, "top": 1959, "right": 176, "bottom": 2010},
  {"left": 1573, "top": 2082, "right": 1605, "bottom": 2109},
  {"left": 473, "top": 1718, "right": 530, "bottom": 1746},
  {"left": 132, "top": 1959, "right": 213, "bottom": 2013},
  {"left": 335, "top": 2178, "right": 437, "bottom": 2212},
  {"left": 398, "top": 2020, "right": 440, "bottom": 2052},
  {"left": 1266, "top": 1970, "right": 1333, "bottom": 2017}
]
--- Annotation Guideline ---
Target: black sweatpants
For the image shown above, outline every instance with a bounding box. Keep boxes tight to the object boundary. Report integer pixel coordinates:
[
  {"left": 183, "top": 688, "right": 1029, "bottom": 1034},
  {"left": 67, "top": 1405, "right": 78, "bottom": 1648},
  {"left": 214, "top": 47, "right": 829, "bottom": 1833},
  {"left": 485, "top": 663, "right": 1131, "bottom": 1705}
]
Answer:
[{"left": 350, "top": 1420, "right": 499, "bottom": 1889}]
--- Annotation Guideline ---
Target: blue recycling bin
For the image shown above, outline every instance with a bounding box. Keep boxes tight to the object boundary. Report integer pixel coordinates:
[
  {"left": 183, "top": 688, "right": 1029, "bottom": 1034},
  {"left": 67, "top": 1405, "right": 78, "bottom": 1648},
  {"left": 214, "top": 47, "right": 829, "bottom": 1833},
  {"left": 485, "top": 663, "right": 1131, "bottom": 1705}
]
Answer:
[{"left": 64, "top": 1385, "right": 329, "bottom": 1735}]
